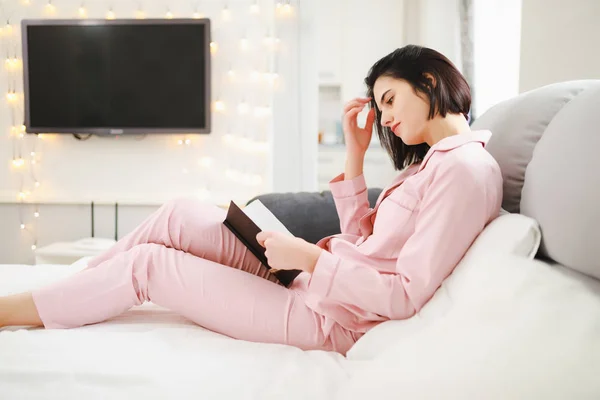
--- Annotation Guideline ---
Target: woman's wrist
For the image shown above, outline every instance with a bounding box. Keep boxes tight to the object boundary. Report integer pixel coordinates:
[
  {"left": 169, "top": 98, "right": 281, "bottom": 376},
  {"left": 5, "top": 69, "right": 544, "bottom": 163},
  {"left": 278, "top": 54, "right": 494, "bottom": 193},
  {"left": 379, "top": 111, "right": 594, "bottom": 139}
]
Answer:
[
  {"left": 344, "top": 152, "right": 365, "bottom": 180},
  {"left": 305, "top": 244, "right": 323, "bottom": 274}
]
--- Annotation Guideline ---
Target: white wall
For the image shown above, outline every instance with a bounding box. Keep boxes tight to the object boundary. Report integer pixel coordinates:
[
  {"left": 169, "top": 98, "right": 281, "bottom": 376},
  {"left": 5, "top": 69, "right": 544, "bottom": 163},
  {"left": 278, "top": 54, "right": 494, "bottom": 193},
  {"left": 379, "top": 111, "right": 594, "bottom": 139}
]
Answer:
[
  {"left": 0, "top": 0, "right": 318, "bottom": 263},
  {"left": 406, "top": 0, "right": 462, "bottom": 70},
  {"left": 519, "top": 0, "right": 600, "bottom": 92},
  {"left": 0, "top": 0, "right": 314, "bottom": 207},
  {"left": 473, "top": 0, "right": 522, "bottom": 117}
]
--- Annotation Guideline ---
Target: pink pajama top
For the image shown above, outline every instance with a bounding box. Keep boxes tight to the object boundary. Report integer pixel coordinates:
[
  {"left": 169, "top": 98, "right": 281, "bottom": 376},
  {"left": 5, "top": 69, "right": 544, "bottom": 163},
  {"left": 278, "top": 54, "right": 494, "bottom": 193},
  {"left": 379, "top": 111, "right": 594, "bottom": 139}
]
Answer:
[{"left": 290, "top": 130, "right": 503, "bottom": 335}]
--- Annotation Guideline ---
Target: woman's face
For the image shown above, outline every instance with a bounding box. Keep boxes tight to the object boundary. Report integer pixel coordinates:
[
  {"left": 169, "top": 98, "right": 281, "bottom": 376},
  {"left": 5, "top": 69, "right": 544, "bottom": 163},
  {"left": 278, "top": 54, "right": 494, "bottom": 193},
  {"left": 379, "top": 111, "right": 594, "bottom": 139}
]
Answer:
[{"left": 372, "top": 75, "right": 431, "bottom": 145}]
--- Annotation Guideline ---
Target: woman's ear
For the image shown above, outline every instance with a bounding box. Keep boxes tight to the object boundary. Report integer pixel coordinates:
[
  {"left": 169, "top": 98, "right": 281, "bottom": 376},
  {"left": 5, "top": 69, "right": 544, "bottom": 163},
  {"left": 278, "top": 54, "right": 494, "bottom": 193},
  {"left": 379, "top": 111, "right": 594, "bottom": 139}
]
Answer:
[{"left": 423, "top": 73, "right": 437, "bottom": 88}]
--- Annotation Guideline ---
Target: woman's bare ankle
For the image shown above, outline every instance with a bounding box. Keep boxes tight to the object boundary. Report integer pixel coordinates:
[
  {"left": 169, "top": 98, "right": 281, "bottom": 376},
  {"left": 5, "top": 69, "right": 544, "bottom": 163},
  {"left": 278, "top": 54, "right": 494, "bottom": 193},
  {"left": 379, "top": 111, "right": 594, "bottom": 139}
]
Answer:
[{"left": 0, "top": 293, "right": 44, "bottom": 328}]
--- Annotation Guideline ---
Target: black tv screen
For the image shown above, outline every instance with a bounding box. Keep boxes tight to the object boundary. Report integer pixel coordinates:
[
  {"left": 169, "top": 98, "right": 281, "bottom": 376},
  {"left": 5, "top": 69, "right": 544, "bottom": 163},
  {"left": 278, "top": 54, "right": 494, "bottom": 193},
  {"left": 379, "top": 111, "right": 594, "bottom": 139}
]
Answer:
[{"left": 22, "top": 19, "right": 211, "bottom": 135}]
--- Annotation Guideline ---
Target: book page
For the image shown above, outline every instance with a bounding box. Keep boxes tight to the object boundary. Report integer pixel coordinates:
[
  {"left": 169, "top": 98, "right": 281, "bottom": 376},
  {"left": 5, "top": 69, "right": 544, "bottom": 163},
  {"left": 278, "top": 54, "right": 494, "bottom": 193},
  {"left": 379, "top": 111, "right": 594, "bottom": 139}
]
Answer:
[{"left": 243, "top": 200, "right": 294, "bottom": 237}]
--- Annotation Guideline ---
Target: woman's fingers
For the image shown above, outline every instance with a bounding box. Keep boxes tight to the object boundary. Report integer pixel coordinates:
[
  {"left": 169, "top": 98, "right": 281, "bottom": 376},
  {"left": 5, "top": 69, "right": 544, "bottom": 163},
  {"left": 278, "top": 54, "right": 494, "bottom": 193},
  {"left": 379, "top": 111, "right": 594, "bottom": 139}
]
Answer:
[{"left": 343, "top": 97, "right": 371, "bottom": 113}]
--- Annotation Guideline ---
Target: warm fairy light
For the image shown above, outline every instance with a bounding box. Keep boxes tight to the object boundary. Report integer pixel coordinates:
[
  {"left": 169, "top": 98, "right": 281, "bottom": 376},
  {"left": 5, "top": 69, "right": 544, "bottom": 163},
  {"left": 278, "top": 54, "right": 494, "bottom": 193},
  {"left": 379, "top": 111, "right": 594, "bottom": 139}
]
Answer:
[
  {"left": 7, "top": 91, "right": 17, "bottom": 103},
  {"left": 135, "top": 9, "right": 146, "bottom": 19},
  {"left": 34, "top": 211, "right": 40, "bottom": 218},
  {"left": 20, "top": 223, "right": 25, "bottom": 229},
  {"left": 31, "top": 244, "right": 37, "bottom": 250},
  {"left": 227, "top": 68, "right": 235, "bottom": 81},
  {"left": 12, "top": 158, "right": 25, "bottom": 168},
  {"left": 214, "top": 100, "right": 225, "bottom": 112},
  {"left": 45, "top": 0, "right": 56, "bottom": 14},
  {"left": 210, "top": 41, "right": 218, "bottom": 54},
  {"left": 222, "top": 5, "right": 231, "bottom": 21},
  {"left": 106, "top": 9, "right": 116, "bottom": 20},
  {"left": 79, "top": 5, "right": 87, "bottom": 18},
  {"left": 35, "top": 181, "right": 40, "bottom": 187},
  {"left": 165, "top": 10, "right": 174, "bottom": 19}
]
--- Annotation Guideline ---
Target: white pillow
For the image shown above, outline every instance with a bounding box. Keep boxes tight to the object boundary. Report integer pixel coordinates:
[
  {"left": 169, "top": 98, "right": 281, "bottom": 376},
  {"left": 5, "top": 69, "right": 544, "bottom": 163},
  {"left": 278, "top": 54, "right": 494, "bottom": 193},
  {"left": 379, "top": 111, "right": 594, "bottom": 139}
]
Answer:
[{"left": 347, "top": 212, "right": 542, "bottom": 361}]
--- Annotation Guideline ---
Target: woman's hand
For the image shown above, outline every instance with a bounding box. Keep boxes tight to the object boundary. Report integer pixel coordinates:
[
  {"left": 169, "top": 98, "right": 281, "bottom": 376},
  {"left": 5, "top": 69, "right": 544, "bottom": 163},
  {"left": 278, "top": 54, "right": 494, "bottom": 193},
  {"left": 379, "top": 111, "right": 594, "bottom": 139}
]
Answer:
[
  {"left": 342, "top": 97, "right": 376, "bottom": 157},
  {"left": 256, "top": 231, "right": 323, "bottom": 274}
]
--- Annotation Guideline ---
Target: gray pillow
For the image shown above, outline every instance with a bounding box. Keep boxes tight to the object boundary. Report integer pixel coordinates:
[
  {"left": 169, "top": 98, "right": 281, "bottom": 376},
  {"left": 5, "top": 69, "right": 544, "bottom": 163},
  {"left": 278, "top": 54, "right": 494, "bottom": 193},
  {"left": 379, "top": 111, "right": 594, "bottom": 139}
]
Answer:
[
  {"left": 521, "top": 84, "right": 600, "bottom": 279},
  {"left": 248, "top": 189, "right": 382, "bottom": 244},
  {"left": 473, "top": 79, "right": 600, "bottom": 280},
  {"left": 472, "top": 80, "right": 594, "bottom": 213}
]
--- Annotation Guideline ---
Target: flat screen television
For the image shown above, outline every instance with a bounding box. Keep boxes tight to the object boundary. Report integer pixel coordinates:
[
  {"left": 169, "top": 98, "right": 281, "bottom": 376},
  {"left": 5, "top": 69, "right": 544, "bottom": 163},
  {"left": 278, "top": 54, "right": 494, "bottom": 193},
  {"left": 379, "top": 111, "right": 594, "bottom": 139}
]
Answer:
[{"left": 21, "top": 18, "right": 211, "bottom": 135}]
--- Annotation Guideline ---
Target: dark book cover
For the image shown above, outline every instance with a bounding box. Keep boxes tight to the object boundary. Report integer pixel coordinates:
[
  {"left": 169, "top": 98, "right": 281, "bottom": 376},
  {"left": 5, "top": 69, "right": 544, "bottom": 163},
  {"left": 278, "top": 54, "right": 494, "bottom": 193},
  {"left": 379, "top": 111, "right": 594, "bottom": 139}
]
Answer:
[{"left": 223, "top": 201, "right": 302, "bottom": 287}]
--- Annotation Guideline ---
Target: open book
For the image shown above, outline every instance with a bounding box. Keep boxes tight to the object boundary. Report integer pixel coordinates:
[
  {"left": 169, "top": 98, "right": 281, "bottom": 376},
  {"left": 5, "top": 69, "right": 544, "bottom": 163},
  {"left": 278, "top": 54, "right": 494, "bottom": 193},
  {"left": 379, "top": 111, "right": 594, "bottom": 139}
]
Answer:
[{"left": 223, "top": 200, "right": 302, "bottom": 287}]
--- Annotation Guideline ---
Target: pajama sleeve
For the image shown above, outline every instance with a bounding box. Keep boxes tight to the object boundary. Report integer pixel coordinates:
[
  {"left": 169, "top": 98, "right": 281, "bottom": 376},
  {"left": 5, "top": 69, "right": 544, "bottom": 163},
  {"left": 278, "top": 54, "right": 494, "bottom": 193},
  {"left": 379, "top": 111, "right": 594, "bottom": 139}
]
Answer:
[{"left": 328, "top": 173, "right": 372, "bottom": 236}]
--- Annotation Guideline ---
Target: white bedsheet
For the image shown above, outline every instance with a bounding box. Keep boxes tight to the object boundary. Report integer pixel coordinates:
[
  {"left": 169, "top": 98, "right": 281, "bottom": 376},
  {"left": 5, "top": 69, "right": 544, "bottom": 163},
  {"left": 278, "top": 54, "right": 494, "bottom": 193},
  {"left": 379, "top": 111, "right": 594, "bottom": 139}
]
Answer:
[
  {"left": 2, "top": 254, "right": 600, "bottom": 399},
  {"left": 0, "top": 258, "right": 350, "bottom": 399}
]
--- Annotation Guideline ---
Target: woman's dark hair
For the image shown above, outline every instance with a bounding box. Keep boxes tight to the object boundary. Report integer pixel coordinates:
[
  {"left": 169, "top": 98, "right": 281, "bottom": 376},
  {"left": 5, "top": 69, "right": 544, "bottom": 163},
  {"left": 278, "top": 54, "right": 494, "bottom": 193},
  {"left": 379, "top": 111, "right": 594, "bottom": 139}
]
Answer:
[{"left": 365, "top": 45, "right": 471, "bottom": 170}]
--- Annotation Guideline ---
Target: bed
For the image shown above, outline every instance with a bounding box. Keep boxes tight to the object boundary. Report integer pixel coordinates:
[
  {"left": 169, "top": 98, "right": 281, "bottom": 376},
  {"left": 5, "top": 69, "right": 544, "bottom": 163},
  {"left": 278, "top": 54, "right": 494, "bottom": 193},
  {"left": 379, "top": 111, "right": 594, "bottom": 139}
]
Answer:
[{"left": 2, "top": 80, "right": 600, "bottom": 399}]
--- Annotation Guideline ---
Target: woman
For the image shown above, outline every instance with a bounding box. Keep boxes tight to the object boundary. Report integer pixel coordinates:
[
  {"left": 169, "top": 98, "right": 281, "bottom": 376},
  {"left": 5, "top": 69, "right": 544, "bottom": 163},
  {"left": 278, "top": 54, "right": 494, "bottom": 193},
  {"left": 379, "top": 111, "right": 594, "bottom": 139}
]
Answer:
[{"left": 0, "top": 45, "right": 502, "bottom": 356}]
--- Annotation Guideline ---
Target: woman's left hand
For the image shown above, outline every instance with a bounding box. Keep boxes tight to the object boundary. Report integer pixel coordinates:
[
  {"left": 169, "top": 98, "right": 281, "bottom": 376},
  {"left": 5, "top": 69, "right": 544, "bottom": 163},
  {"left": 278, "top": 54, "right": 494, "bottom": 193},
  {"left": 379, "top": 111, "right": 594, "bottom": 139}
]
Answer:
[{"left": 256, "top": 231, "right": 323, "bottom": 273}]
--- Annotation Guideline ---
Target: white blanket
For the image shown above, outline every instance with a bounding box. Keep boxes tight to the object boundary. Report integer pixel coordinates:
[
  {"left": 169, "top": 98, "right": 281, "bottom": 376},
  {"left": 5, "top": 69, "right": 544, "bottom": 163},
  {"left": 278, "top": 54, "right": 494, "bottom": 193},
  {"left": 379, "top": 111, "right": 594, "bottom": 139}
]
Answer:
[{"left": 2, "top": 254, "right": 600, "bottom": 399}]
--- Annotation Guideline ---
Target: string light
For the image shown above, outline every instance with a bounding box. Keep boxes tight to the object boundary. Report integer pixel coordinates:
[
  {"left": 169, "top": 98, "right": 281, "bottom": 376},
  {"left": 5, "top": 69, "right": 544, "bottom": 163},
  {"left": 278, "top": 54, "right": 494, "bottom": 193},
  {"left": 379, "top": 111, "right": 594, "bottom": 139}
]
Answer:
[
  {"left": 135, "top": 8, "right": 146, "bottom": 19},
  {"left": 12, "top": 158, "right": 25, "bottom": 168},
  {"left": 214, "top": 100, "right": 225, "bottom": 112},
  {"left": 79, "top": 3, "right": 87, "bottom": 18},
  {"left": 31, "top": 244, "right": 37, "bottom": 250},
  {"left": 4, "top": 22, "right": 13, "bottom": 36},
  {"left": 34, "top": 211, "right": 40, "bottom": 218},
  {"left": 282, "top": 1, "right": 293, "bottom": 15},
  {"left": 193, "top": 11, "right": 204, "bottom": 19},
  {"left": 7, "top": 91, "right": 17, "bottom": 103},
  {"left": 222, "top": 3, "right": 231, "bottom": 21},
  {"left": 210, "top": 41, "right": 218, "bottom": 54},
  {"left": 35, "top": 181, "right": 40, "bottom": 188},
  {"left": 20, "top": 223, "right": 25, "bottom": 230},
  {"left": 45, "top": 0, "right": 56, "bottom": 14},
  {"left": 227, "top": 67, "right": 236, "bottom": 82},
  {"left": 21, "top": 0, "right": 31, "bottom": 5},
  {"left": 106, "top": 8, "right": 116, "bottom": 20},
  {"left": 165, "top": 9, "right": 174, "bottom": 19}
]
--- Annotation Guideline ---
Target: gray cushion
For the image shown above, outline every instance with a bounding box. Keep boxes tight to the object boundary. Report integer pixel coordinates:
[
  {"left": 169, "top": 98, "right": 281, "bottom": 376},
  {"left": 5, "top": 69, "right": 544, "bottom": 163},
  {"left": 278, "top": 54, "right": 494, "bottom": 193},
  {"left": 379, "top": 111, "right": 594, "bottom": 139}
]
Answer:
[
  {"left": 248, "top": 189, "right": 382, "bottom": 244},
  {"left": 471, "top": 80, "right": 595, "bottom": 213},
  {"left": 521, "top": 84, "right": 600, "bottom": 279},
  {"left": 474, "top": 80, "right": 600, "bottom": 280}
]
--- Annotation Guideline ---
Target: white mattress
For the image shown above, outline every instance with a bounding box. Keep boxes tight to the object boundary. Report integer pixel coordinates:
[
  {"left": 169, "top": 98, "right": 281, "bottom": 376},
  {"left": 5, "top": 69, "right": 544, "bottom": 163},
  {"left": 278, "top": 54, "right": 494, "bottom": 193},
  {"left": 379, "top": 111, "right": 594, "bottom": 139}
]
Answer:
[{"left": 2, "top": 254, "right": 600, "bottom": 399}]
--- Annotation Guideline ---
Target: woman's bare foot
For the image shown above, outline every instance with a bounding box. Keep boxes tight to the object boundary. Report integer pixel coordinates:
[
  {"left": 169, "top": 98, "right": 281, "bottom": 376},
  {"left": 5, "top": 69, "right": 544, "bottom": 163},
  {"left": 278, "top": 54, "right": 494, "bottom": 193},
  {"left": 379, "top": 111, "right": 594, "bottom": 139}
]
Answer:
[{"left": 0, "top": 292, "right": 44, "bottom": 328}]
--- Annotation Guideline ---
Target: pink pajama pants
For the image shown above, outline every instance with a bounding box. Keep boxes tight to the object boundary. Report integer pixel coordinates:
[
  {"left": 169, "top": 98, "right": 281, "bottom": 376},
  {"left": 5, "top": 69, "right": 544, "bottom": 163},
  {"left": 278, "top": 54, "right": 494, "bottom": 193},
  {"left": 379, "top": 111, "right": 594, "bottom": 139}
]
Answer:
[{"left": 31, "top": 198, "right": 357, "bottom": 354}]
